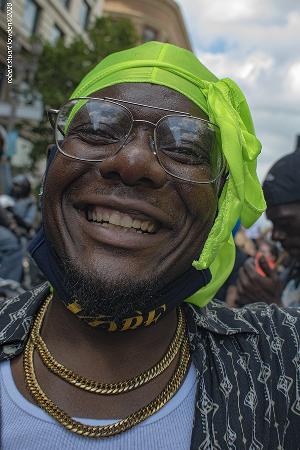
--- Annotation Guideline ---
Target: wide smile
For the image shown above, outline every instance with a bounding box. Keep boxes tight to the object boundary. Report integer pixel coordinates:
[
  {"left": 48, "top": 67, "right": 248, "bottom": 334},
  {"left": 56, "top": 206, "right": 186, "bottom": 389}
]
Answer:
[
  {"left": 86, "top": 206, "right": 158, "bottom": 234},
  {"left": 70, "top": 196, "right": 174, "bottom": 250}
]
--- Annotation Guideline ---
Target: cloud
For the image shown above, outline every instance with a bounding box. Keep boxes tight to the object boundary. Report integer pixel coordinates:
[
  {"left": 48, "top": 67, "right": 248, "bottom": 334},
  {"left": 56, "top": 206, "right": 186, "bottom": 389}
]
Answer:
[
  {"left": 288, "top": 61, "right": 300, "bottom": 95},
  {"left": 176, "top": 0, "right": 300, "bottom": 179}
]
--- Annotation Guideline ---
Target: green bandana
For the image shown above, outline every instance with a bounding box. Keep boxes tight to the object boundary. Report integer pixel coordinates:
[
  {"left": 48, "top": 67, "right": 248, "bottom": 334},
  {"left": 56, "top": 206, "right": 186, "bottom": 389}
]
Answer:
[{"left": 70, "top": 41, "right": 266, "bottom": 308}]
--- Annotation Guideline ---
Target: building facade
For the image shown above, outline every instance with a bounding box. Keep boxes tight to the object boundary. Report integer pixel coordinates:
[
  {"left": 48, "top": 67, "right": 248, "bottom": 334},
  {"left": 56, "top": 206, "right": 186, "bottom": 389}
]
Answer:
[
  {"left": 0, "top": 0, "right": 103, "bottom": 165},
  {"left": 103, "top": 0, "right": 192, "bottom": 50},
  {"left": 0, "top": 0, "right": 103, "bottom": 127}
]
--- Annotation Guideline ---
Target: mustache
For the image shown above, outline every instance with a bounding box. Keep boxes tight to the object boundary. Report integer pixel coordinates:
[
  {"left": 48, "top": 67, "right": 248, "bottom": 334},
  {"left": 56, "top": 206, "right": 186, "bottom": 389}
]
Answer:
[{"left": 65, "top": 183, "right": 179, "bottom": 222}]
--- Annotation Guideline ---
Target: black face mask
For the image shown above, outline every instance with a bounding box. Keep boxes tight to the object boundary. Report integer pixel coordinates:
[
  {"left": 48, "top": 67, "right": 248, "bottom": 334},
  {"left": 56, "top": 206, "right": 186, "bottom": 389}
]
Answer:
[{"left": 28, "top": 145, "right": 211, "bottom": 331}]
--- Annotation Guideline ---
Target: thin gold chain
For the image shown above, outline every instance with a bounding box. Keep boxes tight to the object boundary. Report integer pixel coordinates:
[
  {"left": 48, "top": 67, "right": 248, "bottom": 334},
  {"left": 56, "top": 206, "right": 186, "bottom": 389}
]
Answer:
[
  {"left": 31, "top": 294, "right": 185, "bottom": 394},
  {"left": 24, "top": 316, "right": 190, "bottom": 438}
]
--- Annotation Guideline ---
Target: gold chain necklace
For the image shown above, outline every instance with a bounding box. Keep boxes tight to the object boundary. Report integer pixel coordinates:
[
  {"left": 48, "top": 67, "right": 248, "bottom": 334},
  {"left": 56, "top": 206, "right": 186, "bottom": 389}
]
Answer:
[
  {"left": 31, "top": 294, "right": 185, "bottom": 394},
  {"left": 23, "top": 298, "right": 190, "bottom": 438}
]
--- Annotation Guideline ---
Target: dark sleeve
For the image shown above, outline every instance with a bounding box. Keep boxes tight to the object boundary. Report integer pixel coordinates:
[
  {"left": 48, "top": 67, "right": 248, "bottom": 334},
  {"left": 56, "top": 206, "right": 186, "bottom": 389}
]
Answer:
[
  {"left": 13, "top": 200, "right": 37, "bottom": 230},
  {"left": 0, "top": 205, "right": 11, "bottom": 228},
  {"left": 259, "top": 304, "right": 300, "bottom": 447}
]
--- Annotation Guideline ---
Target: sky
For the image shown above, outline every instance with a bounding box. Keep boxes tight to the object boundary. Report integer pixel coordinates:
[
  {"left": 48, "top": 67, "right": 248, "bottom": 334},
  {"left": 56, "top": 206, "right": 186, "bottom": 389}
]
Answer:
[{"left": 176, "top": 0, "right": 300, "bottom": 180}]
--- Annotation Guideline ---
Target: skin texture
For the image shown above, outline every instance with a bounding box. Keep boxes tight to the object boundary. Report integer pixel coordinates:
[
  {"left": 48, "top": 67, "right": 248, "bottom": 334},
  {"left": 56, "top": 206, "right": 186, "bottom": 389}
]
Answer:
[
  {"left": 11, "top": 83, "right": 219, "bottom": 419},
  {"left": 267, "top": 202, "right": 300, "bottom": 260},
  {"left": 236, "top": 202, "right": 300, "bottom": 306},
  {"left": 43, "top": 83, "right": 218, "bottom": 295}
]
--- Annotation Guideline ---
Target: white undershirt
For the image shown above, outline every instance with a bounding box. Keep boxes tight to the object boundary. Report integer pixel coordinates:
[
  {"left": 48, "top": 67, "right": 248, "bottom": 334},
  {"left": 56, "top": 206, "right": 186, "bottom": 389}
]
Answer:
[{"left": 0, "top": 359, "right": 197, "bottom": 450}]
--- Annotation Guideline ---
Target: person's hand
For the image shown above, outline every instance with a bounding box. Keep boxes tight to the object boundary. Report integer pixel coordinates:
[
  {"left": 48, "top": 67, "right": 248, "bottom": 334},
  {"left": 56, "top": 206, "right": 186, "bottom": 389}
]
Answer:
[{"left": 236, "top": 256, "right": 283, "bottom": 306}]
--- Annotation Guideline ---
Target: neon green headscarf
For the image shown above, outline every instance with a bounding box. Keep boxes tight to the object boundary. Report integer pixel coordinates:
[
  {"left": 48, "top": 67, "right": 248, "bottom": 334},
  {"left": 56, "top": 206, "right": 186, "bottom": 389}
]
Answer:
[{"left": 70, "top": 41, "right": 266, "bottom": 308}]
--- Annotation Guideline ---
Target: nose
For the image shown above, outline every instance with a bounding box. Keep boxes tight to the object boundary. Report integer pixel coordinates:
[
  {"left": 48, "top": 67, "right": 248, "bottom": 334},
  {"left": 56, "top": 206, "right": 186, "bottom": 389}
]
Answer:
[{"left": 98, "top": 128, "right": 167, "bottom": 188}]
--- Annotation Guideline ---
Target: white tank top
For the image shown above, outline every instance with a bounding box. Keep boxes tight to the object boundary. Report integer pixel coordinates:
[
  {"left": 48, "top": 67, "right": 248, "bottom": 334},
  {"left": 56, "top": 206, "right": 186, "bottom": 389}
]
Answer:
[{"left": 0, "top": 359, "right": 197, "bottom": 450}]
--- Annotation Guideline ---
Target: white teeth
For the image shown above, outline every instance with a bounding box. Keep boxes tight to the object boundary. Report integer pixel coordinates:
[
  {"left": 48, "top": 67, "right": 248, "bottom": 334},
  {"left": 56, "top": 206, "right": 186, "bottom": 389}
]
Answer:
[
  {"left": 96, "top": 210, "right": 102, "bottom": 222},
  {"left": 141, "top": 221, "right": 149, "bottom": 231},
  {"left": 148, "top": 223, "right": 155, "bottom": 233},
  {"left": 87, "top": 207, "right": 157, "bottom": 233},
  {"left": 102, "top": 211, "right": 109, "bottom": 222},
  {"left": 120, "top": 216, "right": 133, "bottom": 228},
  {"left": 132, "top": 219, "right": 142, "bottom": 229},
  {"left": 109, "top": 212, "right": 121, "bottom": 226}
]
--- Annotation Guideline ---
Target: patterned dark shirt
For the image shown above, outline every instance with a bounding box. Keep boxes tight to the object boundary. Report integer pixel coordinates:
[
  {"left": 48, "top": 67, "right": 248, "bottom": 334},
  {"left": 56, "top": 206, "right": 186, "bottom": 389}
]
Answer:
[{"left": 1, "top": 283, "right": 300, "bottom": 449}]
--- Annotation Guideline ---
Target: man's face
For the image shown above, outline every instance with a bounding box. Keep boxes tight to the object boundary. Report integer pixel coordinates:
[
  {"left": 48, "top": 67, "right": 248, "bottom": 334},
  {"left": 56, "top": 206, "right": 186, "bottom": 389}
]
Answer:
[
  {"left": 267, "top": 202, "right": 300, "bottom": 260},
  {"left": 43, "top": 83, "right": 218, "bottom": 311}
]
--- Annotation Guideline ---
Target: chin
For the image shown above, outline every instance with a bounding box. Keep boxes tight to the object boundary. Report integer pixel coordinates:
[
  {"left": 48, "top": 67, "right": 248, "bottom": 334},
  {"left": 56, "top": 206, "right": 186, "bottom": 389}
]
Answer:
[{"left": 61, "top": 256, "right": 162, "bottom": 318}]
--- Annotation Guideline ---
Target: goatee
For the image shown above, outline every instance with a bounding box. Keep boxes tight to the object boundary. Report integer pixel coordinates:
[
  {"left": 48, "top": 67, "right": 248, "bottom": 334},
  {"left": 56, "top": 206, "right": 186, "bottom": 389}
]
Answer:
[{"left": 62, "top": 259, "right": 163, "bottom": 320}]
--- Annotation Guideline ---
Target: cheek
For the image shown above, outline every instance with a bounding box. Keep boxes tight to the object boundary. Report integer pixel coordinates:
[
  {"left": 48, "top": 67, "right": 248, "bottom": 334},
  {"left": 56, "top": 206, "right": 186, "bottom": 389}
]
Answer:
[
  {"left": 165, "top": 185, "right": 218, "bottom": 275},
  {"left": 178, "top": 183, "right": 218, "bottom": 222},
  {"left": 42, "top": 158, "right": 89, "bottom": 239}
]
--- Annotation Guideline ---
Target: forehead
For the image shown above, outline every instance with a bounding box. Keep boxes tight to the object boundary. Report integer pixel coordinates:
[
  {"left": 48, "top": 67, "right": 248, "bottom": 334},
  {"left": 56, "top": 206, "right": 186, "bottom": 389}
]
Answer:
[{"left": 90, "top": 82, "right": 208, "bottom": 122}]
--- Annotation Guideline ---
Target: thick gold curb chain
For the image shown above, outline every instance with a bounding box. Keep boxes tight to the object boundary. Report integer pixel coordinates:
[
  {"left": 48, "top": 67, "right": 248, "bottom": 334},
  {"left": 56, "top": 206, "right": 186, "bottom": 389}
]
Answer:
[
  {"left": 31, "top": 295, "right": 185, "bottom": 394},
  {"left": 24, "top": 326, "right": 190, "bottom": 438}
]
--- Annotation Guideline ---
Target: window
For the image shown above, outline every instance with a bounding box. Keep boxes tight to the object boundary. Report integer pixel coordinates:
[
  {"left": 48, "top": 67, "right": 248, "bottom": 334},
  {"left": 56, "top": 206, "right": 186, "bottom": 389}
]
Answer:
[
  {"left": 22, "top": 0, "right": 40, "bottom": 36},
  {"left": 51, "top": 24, "right": 64, "bottom": 44},
  {"left": 79, "top": 0, "right": 90, "bottom": 30},
  {"left": 143, "top": 26, "right": 158, "bottom": 42}
]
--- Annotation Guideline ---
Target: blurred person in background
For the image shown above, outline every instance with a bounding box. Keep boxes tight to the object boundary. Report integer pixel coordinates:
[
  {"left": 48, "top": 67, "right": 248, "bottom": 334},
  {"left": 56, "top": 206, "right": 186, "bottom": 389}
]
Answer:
[
  {"left": 10, "top": 175, "right": 38, "bottom": 236},
  {"left": 216, "top": 220, "right": 248, "bottom": 305},
  {"left": 0, "top": 203, "right": 23, "bottom": 283},
  {"left": 236, "top": 148, "right": 300, "bottom": 307},
  {"left": 0, "top": 126, "right": 12, "bottom": 196},
  {"left": 0, "top": 175, "right": 38, "bottom": 285}
]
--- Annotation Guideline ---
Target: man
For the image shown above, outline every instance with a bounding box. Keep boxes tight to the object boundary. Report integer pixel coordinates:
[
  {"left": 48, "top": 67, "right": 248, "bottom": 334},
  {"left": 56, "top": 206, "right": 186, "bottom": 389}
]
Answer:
[
  {"left": 236, "top": 149, "right": 300, "bottom": 307},
  {"left": 0, "top": 42, "right": 299, "bottom": 450},
  {"left": 0, "top": 175, "right": 37, "bottom": 283}
]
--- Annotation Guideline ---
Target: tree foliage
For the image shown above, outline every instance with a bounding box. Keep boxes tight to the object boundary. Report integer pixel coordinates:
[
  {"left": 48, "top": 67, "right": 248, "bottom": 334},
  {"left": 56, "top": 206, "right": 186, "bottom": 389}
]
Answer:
[{"left": 30, "top": 16, "right": 139, "bottom": 166}]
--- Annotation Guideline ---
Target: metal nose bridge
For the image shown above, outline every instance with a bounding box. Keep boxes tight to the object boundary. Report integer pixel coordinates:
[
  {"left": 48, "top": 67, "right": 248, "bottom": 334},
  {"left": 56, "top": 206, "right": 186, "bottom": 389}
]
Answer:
[
  {"left": 132, "top": 118, "right": 157, "bottom": 127},
  {"left": 122, "top": 118, "right": 157, "bottom": 155}
]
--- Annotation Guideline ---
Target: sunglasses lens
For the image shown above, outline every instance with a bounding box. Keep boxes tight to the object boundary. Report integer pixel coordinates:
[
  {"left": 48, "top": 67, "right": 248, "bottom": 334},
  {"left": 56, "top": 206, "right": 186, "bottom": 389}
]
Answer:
[
  {"left": 155, "top": 116, "right": 224, "bottom": 183},
  {"left": 56, "top": 99, "right": 132, "bottom": 160}
]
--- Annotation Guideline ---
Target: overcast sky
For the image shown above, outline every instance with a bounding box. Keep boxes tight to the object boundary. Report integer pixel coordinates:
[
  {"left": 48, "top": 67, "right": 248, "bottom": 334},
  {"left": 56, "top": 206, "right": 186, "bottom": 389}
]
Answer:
[{"left": 176, "top": 0, "right": 300, "bottom": 180}]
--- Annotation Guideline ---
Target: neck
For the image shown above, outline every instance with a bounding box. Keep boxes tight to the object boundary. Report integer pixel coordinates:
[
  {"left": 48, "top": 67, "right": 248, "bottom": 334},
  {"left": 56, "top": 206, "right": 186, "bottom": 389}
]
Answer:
[{"left": 41, "top": 293, "right": 178, "bottom": 381}]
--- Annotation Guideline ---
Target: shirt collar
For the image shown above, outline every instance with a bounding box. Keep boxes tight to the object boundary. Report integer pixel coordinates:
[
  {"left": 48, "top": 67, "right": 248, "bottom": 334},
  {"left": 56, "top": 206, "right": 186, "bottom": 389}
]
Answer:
[{"left": 185, "top": 301, "right": 259, "bottom": 336}]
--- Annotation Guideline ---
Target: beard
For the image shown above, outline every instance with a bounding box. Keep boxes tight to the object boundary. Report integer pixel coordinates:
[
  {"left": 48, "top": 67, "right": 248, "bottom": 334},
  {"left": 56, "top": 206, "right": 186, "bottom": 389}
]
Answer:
[{"left": 61, "top": 257, "right": 165, "bottom": 320}]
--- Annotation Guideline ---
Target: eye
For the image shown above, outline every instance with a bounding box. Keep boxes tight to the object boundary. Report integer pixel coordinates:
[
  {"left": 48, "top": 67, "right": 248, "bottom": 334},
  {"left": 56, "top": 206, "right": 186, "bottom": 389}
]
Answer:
[
  {"left": 68, "top": 123, "right": 122, "bottom": 145},
  {"left": 160, "top": 142, "right": 210, "bottom": 165}
]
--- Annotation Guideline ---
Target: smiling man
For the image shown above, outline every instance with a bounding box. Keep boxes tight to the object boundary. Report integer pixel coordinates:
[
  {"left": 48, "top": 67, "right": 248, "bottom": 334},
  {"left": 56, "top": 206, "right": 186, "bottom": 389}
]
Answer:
[{"left": 0, "top": 42, "right": 300, "bottom": 450}]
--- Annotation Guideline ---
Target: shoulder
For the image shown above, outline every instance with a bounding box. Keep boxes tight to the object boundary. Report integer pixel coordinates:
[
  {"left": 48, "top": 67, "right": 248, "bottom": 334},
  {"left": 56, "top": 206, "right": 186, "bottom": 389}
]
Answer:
[
  {"left": 186, "top": 301, "right": 300, "bottom": 441},
  {"left": 185, "top": 299, "right": 300, "bottom": 346},
  {"left": 0, "top": 282, "right": 50, "bottom": 361}
]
